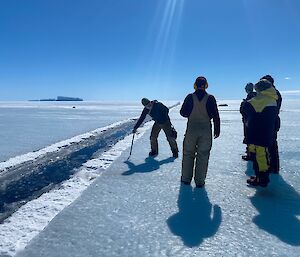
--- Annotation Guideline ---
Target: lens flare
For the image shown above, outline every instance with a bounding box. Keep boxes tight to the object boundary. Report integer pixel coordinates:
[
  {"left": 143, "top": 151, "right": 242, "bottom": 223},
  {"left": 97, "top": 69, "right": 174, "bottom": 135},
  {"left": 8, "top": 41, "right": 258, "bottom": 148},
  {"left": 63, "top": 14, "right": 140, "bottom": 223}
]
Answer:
[{"left": 145, "top": 0, "right": 186, "bottom": 87}]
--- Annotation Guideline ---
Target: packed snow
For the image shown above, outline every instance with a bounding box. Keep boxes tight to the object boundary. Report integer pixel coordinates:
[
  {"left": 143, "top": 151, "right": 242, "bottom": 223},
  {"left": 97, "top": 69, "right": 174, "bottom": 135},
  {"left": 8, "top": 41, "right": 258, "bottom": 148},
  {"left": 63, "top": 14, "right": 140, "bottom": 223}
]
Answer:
[{"left": 0, "top": 100, "right": 299, "bottom": 257}]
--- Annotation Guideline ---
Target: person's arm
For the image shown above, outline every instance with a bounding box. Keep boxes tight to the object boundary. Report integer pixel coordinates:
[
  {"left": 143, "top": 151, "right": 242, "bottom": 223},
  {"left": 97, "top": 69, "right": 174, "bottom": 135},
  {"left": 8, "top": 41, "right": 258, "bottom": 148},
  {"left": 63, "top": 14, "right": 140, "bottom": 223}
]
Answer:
[
  {"left": 133, "top": 108, "right": 149, "bottom": 132},
  {"left": 276, "top": 89, "right": 282, "bottom": 112},
  {"left": 207, "top": 95, "right": 220, "bottom": 138},
  {"left": 180, "top": 94, "right": 193, "bottom": 117},
  {"left": 242, "top": 101, "right": 254, "bottom": 122}
]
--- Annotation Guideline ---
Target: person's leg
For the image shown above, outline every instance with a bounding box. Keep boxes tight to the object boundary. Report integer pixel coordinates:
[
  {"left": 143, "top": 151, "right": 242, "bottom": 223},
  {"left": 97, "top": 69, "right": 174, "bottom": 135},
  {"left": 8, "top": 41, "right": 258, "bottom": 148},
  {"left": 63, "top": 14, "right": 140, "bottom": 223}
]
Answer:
[
  {"left": 269, "top": 137, "right": 279, "bottom": 173},
  {"left": 150, "top": 122, "right": 161, "bottom": 155},
  {"left": 181, "top": 127, "right": 197, "bottom": 184},
  {"left": 194, "top": 126, "right": 212, "bottom": 187},
  {"left": 255, "top": 146, "right": 270, "bottom": 186},
  {"left": 247, "top": 145, "right": 270, "bottom": 187},
  {"left": 246, "top": 144, "right": 258, "bottom": 184},
  {"left": 162, "top": 121, "right": 179, "bottom": 156}
]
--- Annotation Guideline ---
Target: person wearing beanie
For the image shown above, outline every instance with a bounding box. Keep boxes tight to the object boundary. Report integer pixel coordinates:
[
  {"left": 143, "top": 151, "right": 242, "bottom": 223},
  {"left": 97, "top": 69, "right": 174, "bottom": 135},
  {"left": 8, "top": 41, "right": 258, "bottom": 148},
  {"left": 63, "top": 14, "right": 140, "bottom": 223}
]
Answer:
[
  {"left": 244, "top": 83, "right": 257, "bottom": 100},
  {"left": 260, "top": 75, "right": 282, "bottom": 174},
  {"left": 180, "top": 76, "right": 220, "bottom": 188},
  {"left": 133, "top": 98, "right": 179, "bottom": 158},
  {"left": 240, "top": 82, "right": 257, "bottom": 161},
  {"left": 243, "top": 79, "right": 278, "bottom": 187}
]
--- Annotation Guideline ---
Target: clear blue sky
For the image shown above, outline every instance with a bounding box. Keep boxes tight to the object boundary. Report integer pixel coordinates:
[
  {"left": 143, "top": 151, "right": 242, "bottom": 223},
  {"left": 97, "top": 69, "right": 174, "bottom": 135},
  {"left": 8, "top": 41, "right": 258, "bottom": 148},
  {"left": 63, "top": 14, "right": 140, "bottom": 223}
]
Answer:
[{"left": 0, "top": 0, "right": 299, "bottom": 101}]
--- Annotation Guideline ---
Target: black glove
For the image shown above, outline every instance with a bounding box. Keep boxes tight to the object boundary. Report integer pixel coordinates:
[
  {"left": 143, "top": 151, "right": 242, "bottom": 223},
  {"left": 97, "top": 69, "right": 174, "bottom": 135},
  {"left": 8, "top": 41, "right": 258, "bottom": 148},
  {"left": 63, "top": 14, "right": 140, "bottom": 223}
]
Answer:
[{"left": 214, "top": 130, "right": 220, "bottom": 139}]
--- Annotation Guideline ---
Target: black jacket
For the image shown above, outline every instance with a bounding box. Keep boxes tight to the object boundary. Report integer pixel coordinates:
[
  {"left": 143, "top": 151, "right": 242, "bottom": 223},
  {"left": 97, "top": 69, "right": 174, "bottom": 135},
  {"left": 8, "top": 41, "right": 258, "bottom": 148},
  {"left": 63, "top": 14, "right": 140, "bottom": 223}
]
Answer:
[
  {"left": 275, "top": 88, "right": 282, "bottom": 131},
  {"left": 240, "top": 92, "right": 257, "bottom": 119},
  {"left": 246, "top": 92, "right": 257, "bottom": 101},
  {"left": 134, "top": 100, "right": 169, "bottom": 130},
  {"left": 180, "top": 90, "right": 220, "bottom": 137},
  {"left": 243, "top": 87, "right": 278, "bottom": 147}
]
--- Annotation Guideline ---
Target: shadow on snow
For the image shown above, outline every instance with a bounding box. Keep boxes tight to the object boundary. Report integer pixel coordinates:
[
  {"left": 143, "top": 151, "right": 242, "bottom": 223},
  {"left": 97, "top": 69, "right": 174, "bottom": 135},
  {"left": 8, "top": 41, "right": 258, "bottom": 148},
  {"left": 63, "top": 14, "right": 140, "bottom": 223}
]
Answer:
[
  {"left": 167, "top": 184, "right": 222, "bottom": 247},
  {"left": 122, "top": 157, "right": 175, "bottom": 176},
  {"left": 250, "top": 174, "right": 300, "bottom": 246},
  {"left": 245, "top": 160, "right": 254, "bottom": 177}
]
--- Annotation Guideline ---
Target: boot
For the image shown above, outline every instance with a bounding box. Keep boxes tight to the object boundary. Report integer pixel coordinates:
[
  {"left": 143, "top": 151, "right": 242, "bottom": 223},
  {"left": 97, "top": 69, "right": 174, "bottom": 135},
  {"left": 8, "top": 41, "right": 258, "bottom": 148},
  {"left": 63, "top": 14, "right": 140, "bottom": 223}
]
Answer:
[
  {"left": 149, "top": 151, "right": 158, "bottom": 157},
  {"left": 196, "top": 182, "right": 205, "bottom": 188},
  {"left": 180, "top": 178, "right": 191, "bottom": 186},
  {"left": 258, "top": 173, "right": 270, "bottom": 187},
  {"left": 172, "top": 151, "right": 178, "bottom": 158},
  {"left": 242, "top": 155, "right": 250, "bottom": 161},
  {"left": 247, "top": 176, "right": 259, "bottom": 186}
]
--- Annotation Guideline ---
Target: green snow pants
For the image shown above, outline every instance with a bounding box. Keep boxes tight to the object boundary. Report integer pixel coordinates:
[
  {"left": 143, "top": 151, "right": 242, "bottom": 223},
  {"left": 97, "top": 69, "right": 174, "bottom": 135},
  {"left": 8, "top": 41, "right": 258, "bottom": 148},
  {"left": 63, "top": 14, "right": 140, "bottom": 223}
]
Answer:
[
  {"left": 181, "top": 122, "right": 212, "bottom": 186},
  {"left": 150, "top": 121, "right": 178, "bottom": 154}
]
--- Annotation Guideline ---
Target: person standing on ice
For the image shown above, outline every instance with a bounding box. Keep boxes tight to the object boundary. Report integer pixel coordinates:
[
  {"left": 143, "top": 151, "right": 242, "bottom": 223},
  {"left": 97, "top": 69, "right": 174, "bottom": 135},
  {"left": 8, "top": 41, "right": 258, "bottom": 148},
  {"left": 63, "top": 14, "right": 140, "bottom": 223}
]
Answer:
[
  {"left": 243, "top": 79, "right": 278, "bottom": 187},
  {"left": 240, "top": 82, "right": 257, "bottom": 161},
  {"left": 133, "top": 98, "right": 179, "bottom": 158},
  {"left": 260, "top": 75, "right": 282, "bottom": 174},
  {"left": 180, "top": 76, "right": 220, "bottom": 188}
]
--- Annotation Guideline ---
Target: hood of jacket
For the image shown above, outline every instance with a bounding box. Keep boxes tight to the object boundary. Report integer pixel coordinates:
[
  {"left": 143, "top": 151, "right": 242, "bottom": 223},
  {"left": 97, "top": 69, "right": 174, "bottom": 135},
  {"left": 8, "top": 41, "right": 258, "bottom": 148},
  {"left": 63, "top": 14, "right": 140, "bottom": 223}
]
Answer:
[{"left": 249, "top": 87, "right": 278, "bottom": 113}]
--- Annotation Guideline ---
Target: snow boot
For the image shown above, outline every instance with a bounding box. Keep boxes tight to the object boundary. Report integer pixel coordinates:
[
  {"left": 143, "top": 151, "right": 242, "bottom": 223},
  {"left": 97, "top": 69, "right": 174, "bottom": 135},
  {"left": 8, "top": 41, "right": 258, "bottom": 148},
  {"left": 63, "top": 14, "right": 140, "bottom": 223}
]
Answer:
[
  {"left": 149, "top": 151, "right": 158, "bottom": 157},
  {"left": 180, "top": 178, "right": 191, "bottom": 186},
  {"left": 247, "top": 176, "right": 269, "bottom": 187},
  {"left": 258, "top": 173, "right": 270, "bottom": 187},
  {"left": 247, "top": 176, "right": 259, "bottom": 186},
  {"left": 242, "top": 155, "right": 250, "bottom": 161},
  {"left": 172, "top": 151, "right": 178, "bottom": 158},
  {"left": 196, "top": 182, "right": 205, "bottom": 188}
]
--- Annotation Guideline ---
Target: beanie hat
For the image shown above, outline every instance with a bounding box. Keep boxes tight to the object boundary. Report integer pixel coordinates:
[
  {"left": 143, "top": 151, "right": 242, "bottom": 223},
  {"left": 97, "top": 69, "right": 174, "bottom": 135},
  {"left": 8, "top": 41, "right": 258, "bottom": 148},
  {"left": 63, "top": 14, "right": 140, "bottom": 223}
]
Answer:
[
  {"left": 260, "top": 75, "right": 274, "bottom": 85},
  {"left": 245, "top": 83, "right": 254, "bottom": 93},
  {"left": 141, "top": 98, "right": 150, "bottom": 106},
  {"left": 194, "top": 76, "right": 208, "bottom": 90},
  {"left": 255, "top": 79, "right": 272, "bottom": 92}
]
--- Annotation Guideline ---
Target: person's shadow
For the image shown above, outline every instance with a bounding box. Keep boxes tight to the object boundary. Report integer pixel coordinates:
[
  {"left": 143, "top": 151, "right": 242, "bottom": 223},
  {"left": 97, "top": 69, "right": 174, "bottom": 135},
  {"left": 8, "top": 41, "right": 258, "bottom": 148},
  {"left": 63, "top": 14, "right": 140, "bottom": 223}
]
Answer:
[
  {"left": 167, "top": 185, "right": 222, "bottom": 247},
  {"left": 250, "top": 175, "right": 300, "bottom": 245},
  {"left": 122, "top": 157, "right": 175, "bottom": 176},
  {"left": 245, "top": 160, "right": 254, "bottom": 177}
]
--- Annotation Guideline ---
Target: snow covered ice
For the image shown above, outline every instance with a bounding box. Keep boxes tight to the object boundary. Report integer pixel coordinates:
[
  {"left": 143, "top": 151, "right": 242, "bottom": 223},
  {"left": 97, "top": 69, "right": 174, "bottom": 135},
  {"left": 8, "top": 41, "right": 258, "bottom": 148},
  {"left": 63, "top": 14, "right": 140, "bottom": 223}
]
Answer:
[
  {"left": 1, "top": 100, "right": 300, "bottom": 257},
  {"left": 0, "top": 101, "right": 143, "bottom": 162}
]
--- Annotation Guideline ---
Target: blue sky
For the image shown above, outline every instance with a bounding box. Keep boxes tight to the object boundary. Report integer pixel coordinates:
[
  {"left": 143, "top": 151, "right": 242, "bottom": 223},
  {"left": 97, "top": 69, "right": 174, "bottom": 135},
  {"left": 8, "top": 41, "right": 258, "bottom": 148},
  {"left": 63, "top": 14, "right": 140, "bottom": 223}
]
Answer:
[{"left": 0, "top": 0, "right": 299, "bottom": 101}]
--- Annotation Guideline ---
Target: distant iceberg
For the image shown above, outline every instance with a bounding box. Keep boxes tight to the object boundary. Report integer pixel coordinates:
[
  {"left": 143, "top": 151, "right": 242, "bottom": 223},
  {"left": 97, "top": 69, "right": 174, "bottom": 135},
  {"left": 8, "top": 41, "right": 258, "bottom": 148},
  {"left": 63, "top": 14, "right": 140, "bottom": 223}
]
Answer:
[
  {"left": 56, "top": 96, "right": 83, "bottom": 101},
  {"left": 30, "top": 96, "right": 83, "bottom": 101}
]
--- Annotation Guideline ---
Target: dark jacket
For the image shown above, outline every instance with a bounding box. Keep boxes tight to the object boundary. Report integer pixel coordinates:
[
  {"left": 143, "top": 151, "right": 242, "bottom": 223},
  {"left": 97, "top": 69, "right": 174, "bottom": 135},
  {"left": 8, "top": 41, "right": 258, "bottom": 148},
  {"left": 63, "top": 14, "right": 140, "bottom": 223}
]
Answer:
[
  {"left": 243, "top": 87, "right": 278, "bottom": 147},
  {"left": 240, "top": 91, "right": 257, "bottom": 120},
  {"left": 240, "top": 92, "right": 257, "bottom": 144},
  {"left": 246, "top": 91, "right": 257, "bottom": 101},
  {"left": 275, "top": 88, "right": 282, "bottom": 113},
  {"left": 180, "top": 90, "right": 220, "bottom": 137},
  {"left": 274, "top": 87, "right": 282, "bottom": 132},
  {"left": 134, "top": 100, "right": 169, "bottom": 130}
]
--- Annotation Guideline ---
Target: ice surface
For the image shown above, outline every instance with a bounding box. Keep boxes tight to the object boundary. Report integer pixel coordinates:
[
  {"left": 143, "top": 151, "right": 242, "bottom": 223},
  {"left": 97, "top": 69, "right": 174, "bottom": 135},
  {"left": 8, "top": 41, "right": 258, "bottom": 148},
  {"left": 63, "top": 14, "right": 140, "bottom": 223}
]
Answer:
[
  {"left": 0, "top": 122, "right": 153, "bottom": 256},
  {"left": 0, "top": 118, "right": 133, "bottom": 173},
  {"left": 0, "top": 101, "right": 143, "bottom": 162},
  {"left": 1, "top": 101, "right": 300, "bottom": 257}
]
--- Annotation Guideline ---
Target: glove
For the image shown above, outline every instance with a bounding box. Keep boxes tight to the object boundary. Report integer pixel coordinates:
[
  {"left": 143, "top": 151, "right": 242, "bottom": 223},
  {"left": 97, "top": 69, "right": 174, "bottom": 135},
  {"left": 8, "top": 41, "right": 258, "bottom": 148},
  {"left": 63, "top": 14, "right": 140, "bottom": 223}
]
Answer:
[
  {"left": 214, "top": 131, "right": 220, "bottom": 139},
  {"left": 132, "top": 128, "right": 137, "bottom": 133}
]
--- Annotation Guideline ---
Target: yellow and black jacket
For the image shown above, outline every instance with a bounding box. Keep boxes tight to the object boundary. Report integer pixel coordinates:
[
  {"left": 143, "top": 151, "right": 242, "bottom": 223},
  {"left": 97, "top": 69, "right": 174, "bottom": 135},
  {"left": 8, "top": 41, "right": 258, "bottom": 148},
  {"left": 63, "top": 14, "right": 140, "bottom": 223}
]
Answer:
[{"left": 243, "top": 87, "right": 278, "bottom": 147}]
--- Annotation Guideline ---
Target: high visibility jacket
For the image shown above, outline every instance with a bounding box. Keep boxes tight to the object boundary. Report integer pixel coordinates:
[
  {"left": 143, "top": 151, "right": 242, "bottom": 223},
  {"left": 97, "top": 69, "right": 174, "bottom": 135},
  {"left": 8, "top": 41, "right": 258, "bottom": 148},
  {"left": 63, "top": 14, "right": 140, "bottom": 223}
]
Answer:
[{"left": 243, "top": 87, "right": 278, "bottom": 147}]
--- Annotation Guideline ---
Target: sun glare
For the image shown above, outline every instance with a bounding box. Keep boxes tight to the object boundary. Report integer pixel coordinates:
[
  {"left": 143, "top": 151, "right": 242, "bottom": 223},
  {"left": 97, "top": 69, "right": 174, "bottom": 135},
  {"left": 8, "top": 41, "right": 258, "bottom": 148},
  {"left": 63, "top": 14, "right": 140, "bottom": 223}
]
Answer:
[{"left": 147, "top": 0, "right": 186, "bottom": 86}]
